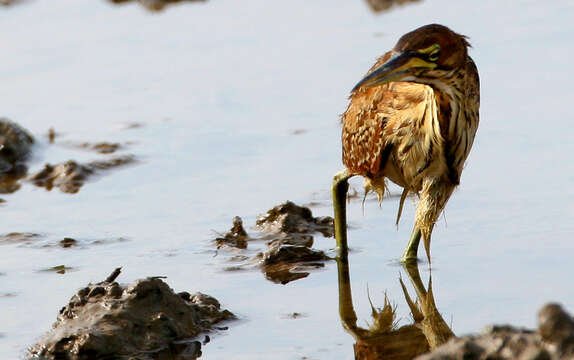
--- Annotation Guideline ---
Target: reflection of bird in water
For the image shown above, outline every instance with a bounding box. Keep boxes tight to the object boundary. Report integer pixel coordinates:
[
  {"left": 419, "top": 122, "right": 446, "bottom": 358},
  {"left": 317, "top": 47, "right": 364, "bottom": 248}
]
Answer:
[
  {"left": 332, "top": 24, "right": 480, "bottom": 263},
  {"left": 337, "top": 251, "right": 454, "bottom": 359}
]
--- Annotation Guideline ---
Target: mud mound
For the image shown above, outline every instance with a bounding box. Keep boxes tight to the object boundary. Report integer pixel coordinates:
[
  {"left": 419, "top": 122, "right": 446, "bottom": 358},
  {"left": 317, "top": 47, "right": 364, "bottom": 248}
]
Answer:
[{"left": 29, "top": 268, "right": 235, "bottom": 359}]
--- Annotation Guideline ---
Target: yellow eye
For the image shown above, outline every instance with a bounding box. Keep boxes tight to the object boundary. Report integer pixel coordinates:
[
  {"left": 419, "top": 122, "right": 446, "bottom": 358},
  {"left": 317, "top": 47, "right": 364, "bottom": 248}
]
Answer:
[
  {"left": 428, "top": 47, "right": 440, "bottom": 61},
  {"left": 418, "top": 44, "right": 441, "bottom": 62}
]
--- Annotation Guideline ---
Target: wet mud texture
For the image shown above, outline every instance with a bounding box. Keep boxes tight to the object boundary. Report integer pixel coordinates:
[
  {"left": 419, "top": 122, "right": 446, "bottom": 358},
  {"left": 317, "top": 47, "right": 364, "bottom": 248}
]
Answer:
[
  {"left": 364, "top": 0, "right": 422, "bottom": 13},
  {"left": 0, "top": 119, "right": 34, "bottom": 193},
  {"left": 0, "top": 118, "right": 33, "bottom": 173},
  {"left": 28, "top": 268, "right": 235, "bottom": 360},
  {"left": 417, "top": 303, "right": 574, "bottom": 360},
  {"left": 255, "top": 200, "right": 334, "bottom": 237},
  {"left": 217, "top": 201, "right": 333, "bottom": 285},
  {"left": 215, "top": 216, "right": 248, "bottom": 249},
  {"left": 29, "top": 155, "right": 135, "bottom": 194},
  {"left": 107, "top": 0, "right": 206, "bottom": 12}
]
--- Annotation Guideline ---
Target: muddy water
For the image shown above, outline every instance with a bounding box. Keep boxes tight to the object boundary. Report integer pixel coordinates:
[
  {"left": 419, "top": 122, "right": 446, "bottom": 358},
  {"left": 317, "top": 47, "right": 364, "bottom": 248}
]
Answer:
[{"left": 1, "top": 0, "right": 574, "bottom": 359}]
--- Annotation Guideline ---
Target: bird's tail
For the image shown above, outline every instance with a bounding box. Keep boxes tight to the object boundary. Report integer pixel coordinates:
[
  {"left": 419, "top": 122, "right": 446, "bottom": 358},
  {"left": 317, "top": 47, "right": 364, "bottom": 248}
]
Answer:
[{"left": 363, "top": 176, "right": 388, "bottom": 206}]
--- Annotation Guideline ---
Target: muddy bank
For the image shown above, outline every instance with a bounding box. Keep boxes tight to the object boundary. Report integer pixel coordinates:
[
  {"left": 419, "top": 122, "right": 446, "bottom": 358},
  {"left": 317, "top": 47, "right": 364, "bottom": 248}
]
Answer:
[
  {"left": 216, "top": 201, "right": 333, "bottom": 284},
  {"left": 416, "top": 303, "right": 574, "bottom": 360},
  {"left": 29, "top": 268, "right": 235, "bottom": 359}
]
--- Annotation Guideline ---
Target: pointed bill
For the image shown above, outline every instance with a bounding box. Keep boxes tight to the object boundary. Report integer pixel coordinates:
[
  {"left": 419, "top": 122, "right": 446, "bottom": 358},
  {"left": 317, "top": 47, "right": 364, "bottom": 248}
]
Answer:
[{"left": 352, "top": 51, "right": 436, "bottom": 92}]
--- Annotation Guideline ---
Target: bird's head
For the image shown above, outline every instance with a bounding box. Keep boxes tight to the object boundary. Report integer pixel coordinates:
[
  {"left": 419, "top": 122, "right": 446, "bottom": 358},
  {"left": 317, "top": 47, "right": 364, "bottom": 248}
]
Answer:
[{"left": 352, "top": 24, "right": 471, "bottom": 92}]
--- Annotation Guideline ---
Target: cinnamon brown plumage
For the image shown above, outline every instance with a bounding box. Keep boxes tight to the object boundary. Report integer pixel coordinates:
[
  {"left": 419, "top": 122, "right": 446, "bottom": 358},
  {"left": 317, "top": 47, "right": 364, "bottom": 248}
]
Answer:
[{"left": 333, "top": 24, "right": 480, "bottom": 262}]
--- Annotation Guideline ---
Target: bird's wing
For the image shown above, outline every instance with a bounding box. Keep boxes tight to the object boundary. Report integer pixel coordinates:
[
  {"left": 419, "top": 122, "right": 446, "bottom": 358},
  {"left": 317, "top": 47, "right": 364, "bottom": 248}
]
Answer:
[{"left": 342, "top": 54, "right": 438, "bottom": 181}]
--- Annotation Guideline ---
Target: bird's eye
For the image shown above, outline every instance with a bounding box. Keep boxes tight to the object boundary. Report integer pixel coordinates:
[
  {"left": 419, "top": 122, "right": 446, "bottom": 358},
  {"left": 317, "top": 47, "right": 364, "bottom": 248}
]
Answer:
[
  {"left": 418, "top": 44, "right": 440, "bottom": 62},
  {"left": 428, "top": 48, "right": 440, "bottom": 62}
]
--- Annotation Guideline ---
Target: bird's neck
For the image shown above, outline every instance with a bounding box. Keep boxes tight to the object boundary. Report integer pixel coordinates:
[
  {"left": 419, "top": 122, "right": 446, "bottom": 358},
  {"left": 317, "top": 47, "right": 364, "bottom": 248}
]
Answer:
[
  {"left": 425, "top": 61, "right": 480, "bottom": 184},
  {"left": 426, "top": 71, "right": 465, "bottom": 141}
]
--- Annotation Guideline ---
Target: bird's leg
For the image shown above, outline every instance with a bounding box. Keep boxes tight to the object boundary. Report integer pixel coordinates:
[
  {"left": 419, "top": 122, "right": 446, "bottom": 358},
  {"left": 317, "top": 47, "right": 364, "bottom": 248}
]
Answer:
[
  {"left": 332, "top": 169, "right": 351, "bottom": 255},
  {"left": 401, "top": 226, "right": 422, "bottom": 263}
]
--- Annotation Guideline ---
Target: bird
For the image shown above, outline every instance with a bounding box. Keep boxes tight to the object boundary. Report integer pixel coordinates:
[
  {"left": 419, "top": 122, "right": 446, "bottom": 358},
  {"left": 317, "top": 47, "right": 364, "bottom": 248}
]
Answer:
[{"left": 332, "top": 24, "right": 480, "bottom": 263}]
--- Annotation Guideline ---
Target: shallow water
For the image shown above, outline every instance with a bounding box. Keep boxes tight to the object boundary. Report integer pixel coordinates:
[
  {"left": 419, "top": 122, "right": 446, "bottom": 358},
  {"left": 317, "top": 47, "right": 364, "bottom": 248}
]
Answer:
[{"left": 1, "top": 0, "right": 574, "bottom": 358}]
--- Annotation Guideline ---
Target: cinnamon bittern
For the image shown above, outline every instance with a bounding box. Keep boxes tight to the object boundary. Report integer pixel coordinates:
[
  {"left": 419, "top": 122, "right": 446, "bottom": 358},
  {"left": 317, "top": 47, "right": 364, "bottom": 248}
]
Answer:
[{"left": 332, "top": 24, "right": 480, "bottom": 263}]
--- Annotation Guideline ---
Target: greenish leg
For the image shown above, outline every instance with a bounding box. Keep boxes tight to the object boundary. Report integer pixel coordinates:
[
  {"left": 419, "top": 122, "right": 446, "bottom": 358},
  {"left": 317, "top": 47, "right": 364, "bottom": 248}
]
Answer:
[
  {"left": 400, "top": 226, "right": 421, "bottom": 263},
  {"left": 332, "top": 170, "right": 351, "bottom": 256}
]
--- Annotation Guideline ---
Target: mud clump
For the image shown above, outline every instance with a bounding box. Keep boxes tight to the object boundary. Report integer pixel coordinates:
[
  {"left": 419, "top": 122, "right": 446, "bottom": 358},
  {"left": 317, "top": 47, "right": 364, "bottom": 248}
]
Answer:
[
  {"left": 215, "top": 216, "right": 249, "bottom": 249},
  {"left": 417, "top": 303, "right": 574, "bottom": 360},
  {"left": 0, "top": 119, "right": 34, "bottom": 194},
  {"left": 37, "top": 265, "right": 75, "bottom": 274},
  {"left": 59, "top": 237, "right": 78, "bottom": 248},
  {"left": 107, "top": 0, "right": 206, "bottom": 12},
  {"left": 28, "top": 268, "right": 235, "bottom": 360},
  {"left": 0, "top": 232, "right": 42, "bottom": 245},
  {"left": 256, "top": 201, "right": 333, "bottom": 284},
  {"left": 365, "top": 0, "right": 422, "bottom": 13},
  {"left": 255, "top": 200, "right": 334, "bottom": 237},
  {"left": 29, "top": 161, "right": 92, "bottom": 193},
  {"left": 539, "top": 303, "right": 574, "bottom": 354},
  {"left": 262, "top": 241, "right": 327, "bottom": 267},
  {"left": 0, "top": 118, "right": 34, "bottom": 174},
  {"left": 216, "top": 202, "right": 333, "bottom": 285},
  {"left": 29, "top": 155, "right": 136, "bottom": 193}
]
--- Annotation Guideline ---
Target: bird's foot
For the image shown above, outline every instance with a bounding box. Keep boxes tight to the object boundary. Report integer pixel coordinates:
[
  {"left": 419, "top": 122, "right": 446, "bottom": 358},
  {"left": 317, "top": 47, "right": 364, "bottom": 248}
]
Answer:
[{"left": 400, "top": 252, "right": 419, "bottom": 264}]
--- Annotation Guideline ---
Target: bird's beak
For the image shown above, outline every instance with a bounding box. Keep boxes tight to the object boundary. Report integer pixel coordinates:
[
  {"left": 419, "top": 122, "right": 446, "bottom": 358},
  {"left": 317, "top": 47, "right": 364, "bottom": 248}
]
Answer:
[{"left": 351, "top": 51, "right": 436, "bottom": 92}]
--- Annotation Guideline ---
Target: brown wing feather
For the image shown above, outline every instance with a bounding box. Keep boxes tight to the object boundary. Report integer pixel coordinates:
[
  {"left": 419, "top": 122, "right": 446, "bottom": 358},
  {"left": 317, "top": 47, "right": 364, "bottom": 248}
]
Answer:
[{"left": 341, "top": 53, "right": 442, "bottom": 189}]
